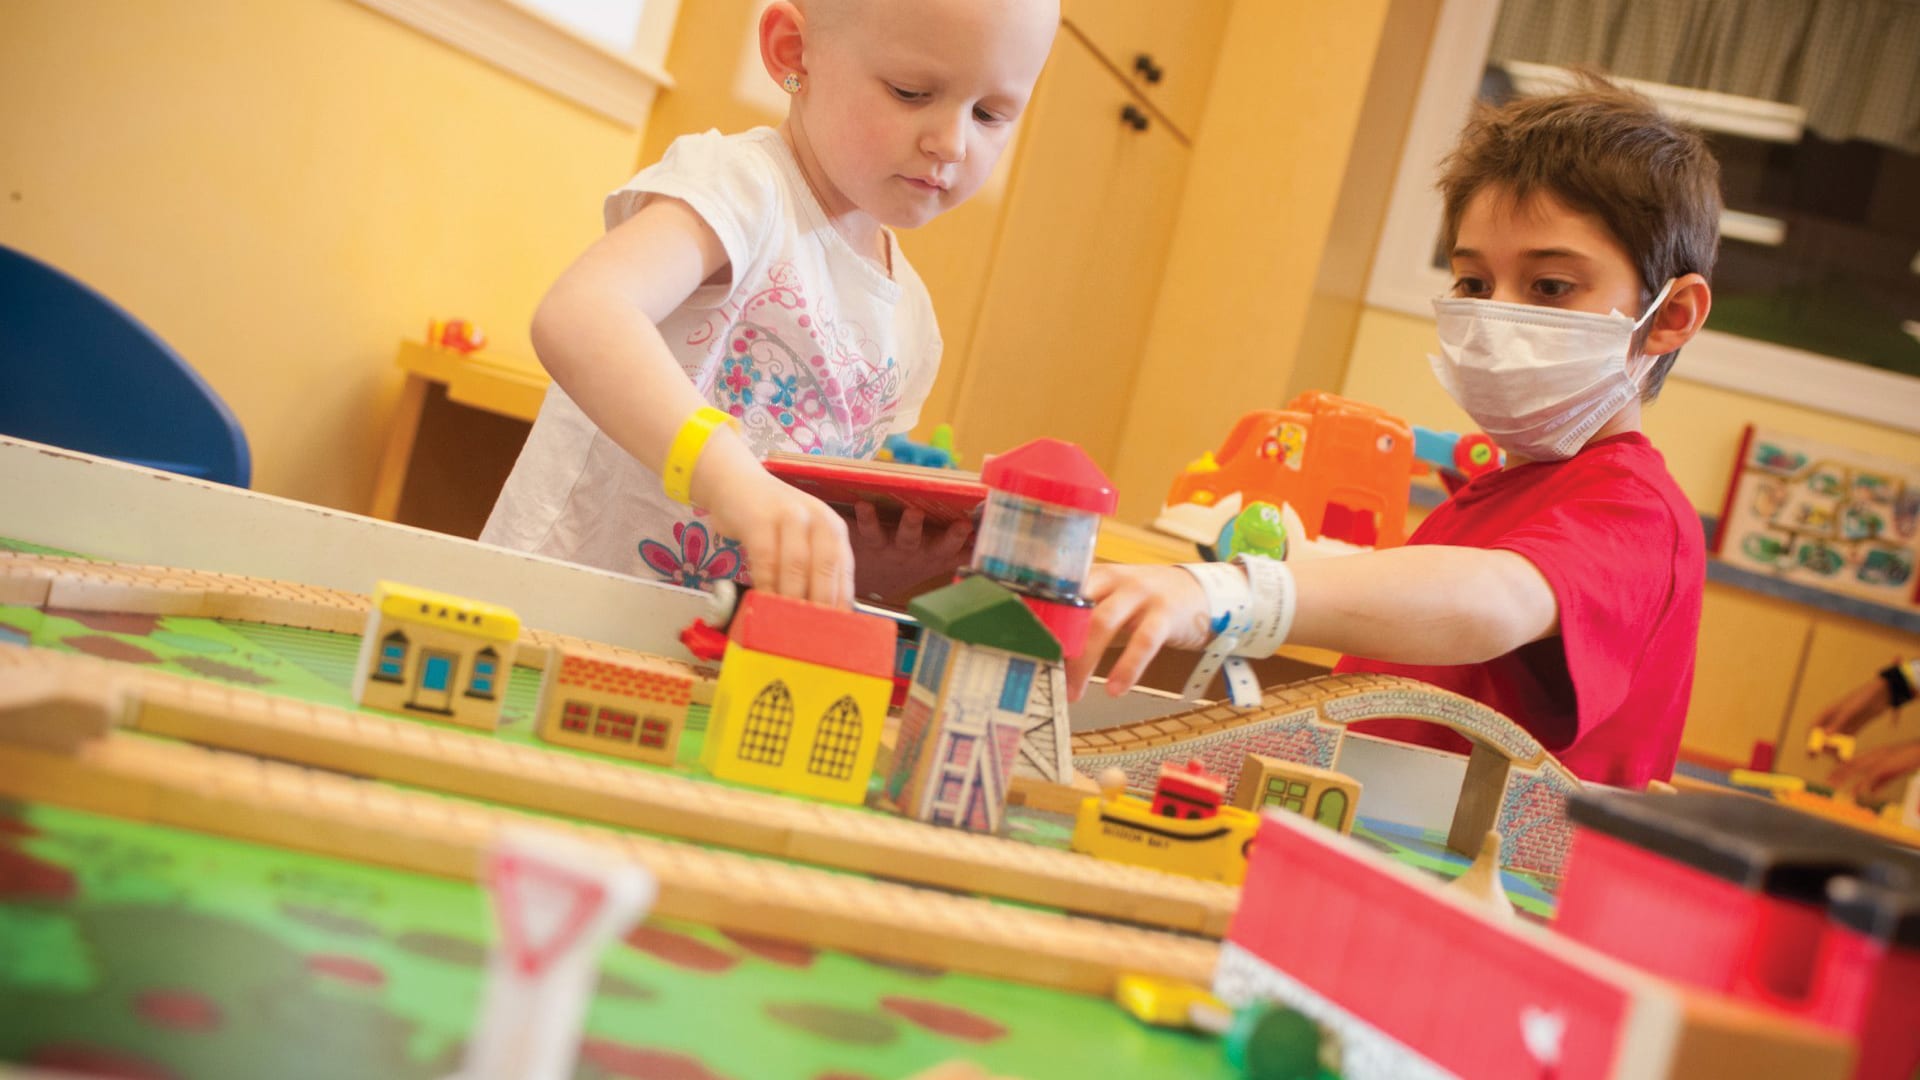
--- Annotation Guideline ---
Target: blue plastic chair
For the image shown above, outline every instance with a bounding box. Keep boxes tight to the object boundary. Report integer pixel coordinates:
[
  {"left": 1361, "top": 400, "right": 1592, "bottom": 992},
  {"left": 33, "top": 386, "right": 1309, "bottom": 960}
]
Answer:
[{"left": 0, "top": 244, "right": 251, "bottom": 487}]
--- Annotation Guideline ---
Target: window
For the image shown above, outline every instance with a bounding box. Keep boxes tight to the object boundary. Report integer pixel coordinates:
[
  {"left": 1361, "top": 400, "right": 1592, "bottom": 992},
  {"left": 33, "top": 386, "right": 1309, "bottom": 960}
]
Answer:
[
  {"left": 594, "top": 707, "right": 637, "bottom": 743},
  {"left": 374, "top": 632, "right": 408, "bottom": 682},
  {"left": 1264, "top": 777, "right": 1308, "bottom": 814},
  {"left": 561, "top": 700, "right": 591, "bottom": 733},
  {"left": 1367, "top": 0, "right": 1920, "bottom": 433},
  {"left": 1315, "top": 788, "right": 1351, "bottom": 830},
  {"left": 348, "top": 0, "right": 678, "bottom": 128},
  {"left": 916, "top": 634, "right": 952, "bottom": 694},
  {"left": 639, "top": 717, "right": 672, "bottom": 750},
  {"left": 807, "top": 697, "right": 863, "bottom": 781},
  {"left": 738, "top": 681, "right": 794, "bottom": 766},
  {"left": 999, "top": 659, "right": 1036, "bottom": 714},
  {"left": 466, "top": 647, "right": 500, "bottom": 699}
]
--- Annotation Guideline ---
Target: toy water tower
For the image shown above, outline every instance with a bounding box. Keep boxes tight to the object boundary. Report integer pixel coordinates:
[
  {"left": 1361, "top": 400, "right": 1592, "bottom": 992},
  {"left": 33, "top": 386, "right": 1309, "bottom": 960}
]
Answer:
[{"left": 972, "top": 438, "right": 1116, "bottom": 657}]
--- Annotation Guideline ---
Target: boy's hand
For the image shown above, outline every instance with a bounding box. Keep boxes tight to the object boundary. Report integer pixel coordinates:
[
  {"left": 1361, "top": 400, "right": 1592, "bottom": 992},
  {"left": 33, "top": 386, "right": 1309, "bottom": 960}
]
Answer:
[
  {"left": 1828, "top": 740, "right": 1920, "bottom": 802},
  {"left": 697, "top": 441, "right": 854, "bottom": 608},
  {"left": 849, "top": 504, "right": 973, "bottom": 606},
  {"left": 1066, "top": 564, "right": 1214, "bottom": 702}
]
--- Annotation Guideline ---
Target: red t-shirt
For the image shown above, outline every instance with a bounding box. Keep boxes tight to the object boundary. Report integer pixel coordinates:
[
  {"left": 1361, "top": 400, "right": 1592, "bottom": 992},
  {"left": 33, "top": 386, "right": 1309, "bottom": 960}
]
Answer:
[{"left": 1336, "top": 433, "right": 1704, "bottom": 787}]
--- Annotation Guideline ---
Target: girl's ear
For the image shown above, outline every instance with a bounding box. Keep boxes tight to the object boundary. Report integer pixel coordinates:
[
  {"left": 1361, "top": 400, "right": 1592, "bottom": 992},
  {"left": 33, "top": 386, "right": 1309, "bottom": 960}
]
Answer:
[
  {"left": 759, "top": 2, "right": 807, "bottom": 89},
  {"left": 1643, "top": 272, "right": 1711, "bottom": 359}
]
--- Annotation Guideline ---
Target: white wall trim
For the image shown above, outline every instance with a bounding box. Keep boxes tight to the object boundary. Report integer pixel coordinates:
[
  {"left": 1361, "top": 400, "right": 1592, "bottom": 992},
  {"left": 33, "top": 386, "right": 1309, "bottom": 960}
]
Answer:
[
  {"left": 353, "top": 0, "right": 675, "bottom": 128},
  {"left": 1364, "top": 0, "right": 1920, "bottom": 436}
]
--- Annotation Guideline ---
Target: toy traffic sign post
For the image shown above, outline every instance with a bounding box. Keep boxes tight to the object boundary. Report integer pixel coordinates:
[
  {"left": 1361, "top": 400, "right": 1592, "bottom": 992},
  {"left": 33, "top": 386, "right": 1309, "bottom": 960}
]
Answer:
[{"left": 461, "top": 827, "right": 658, "bottom": 1080}]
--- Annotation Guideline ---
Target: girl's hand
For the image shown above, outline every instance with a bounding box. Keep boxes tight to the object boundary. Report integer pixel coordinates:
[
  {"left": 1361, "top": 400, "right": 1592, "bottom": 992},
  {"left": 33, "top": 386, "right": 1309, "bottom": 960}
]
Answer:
[
  {"left": 1829, "top": 740, "right": 1920, "bottom": 802},
  {"left": 1065, "top": 564, "right": 1214, "bottom": 702},
  {"left": 849, "top": 504, "right": 973, "bottom": 607},
  {"left": 697, "top": 441, "right": 854, "bottom": 607}
]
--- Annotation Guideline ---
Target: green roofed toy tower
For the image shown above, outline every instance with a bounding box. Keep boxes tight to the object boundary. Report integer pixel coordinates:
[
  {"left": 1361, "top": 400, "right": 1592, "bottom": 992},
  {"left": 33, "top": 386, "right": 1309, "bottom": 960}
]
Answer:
[{"left": 887, "top": 574, "right": 1072, "bottom": 834}]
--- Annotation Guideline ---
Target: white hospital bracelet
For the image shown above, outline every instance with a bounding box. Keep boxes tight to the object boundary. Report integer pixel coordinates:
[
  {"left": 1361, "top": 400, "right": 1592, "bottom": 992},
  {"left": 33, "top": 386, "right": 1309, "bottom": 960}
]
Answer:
[{"left": 1232, "top": 555, "right": 1296, "bottom": 660}]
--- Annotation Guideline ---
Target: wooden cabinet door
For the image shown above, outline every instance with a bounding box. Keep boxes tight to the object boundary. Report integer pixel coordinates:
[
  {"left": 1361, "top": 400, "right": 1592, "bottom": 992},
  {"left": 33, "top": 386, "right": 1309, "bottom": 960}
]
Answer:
[
  {"left": 1061, "top": 0, "right": 1229, "bottom": 137},
  {"left": 1777, "top": 616, "right": 1920, "bottom": 786},
  {"left": 1680, "top": 582, "right": 1812, "bottom": 767},
  {"left": 948, "top": 32, "right": 1189, "bottom": 471}
]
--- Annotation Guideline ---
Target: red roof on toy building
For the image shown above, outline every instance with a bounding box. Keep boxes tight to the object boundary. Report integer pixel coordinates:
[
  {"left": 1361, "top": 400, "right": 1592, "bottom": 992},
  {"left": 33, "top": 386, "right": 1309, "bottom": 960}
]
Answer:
[
  {"left": 980, "top": 438, "right": 1117, "bottom": 514},
  {"left": 727, "top": 590, "right": 895, "bottom": 680}
]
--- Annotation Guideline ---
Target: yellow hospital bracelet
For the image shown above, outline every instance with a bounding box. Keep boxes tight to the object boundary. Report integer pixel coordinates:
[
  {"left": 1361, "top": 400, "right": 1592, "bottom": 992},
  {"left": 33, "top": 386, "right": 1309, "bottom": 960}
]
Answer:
[{"left": 662, "top": 406, "right": 741, "bottom": 506}]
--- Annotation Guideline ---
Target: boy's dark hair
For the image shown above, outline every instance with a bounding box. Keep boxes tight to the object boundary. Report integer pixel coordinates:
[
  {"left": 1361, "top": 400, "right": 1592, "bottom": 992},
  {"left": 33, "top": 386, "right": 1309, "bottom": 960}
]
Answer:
[{"left": 1438, "top": 71, "right": 1722, "bottom": 400}]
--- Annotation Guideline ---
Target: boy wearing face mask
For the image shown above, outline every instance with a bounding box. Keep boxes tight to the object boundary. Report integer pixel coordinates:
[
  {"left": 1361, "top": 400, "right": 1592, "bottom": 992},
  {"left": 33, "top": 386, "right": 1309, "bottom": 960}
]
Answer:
[{"left": 1066, "top": 76, "right": 1718, "bottom": 788}]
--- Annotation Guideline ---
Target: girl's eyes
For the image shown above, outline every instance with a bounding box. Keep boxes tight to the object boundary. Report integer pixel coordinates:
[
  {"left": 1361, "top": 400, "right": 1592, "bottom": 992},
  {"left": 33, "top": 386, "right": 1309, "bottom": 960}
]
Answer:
[
  {"left": 973, "top": 106, "right": 1005, "bottom": 124},
  {"left": 887, "top": 84, "right": 1007, "bottom": 125}
]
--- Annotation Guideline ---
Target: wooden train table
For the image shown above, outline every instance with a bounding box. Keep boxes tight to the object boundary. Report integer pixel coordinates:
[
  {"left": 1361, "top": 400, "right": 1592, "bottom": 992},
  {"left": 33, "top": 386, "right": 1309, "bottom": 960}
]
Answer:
[{"left": 0, "top": 439, "right": 1565, "bottom": 1079}]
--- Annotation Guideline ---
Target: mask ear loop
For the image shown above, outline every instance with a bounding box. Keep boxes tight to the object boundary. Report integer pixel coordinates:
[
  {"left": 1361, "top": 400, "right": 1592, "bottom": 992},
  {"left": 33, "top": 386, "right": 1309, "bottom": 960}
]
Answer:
[{"left": 1627, "top": 278, "right": 1679, "bottom": 386}]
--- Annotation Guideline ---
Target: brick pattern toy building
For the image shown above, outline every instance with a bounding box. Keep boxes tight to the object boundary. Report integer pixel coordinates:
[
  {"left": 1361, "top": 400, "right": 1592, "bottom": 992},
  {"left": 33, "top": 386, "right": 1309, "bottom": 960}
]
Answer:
[
  {"left": 534, "top": 643, "right": 712, "bottom": 766},
  {"left": 888, "top": 575, "right": 1069, "bottom": 833},
  {"left": 702, "top": 590, "right": 896, "bottom": 804},
  {"left": 1234, "top": 753, "right": 1360, "bottom": 834},
  {"left": 351, "top": 581, "right": 521, "bottom": 730}
]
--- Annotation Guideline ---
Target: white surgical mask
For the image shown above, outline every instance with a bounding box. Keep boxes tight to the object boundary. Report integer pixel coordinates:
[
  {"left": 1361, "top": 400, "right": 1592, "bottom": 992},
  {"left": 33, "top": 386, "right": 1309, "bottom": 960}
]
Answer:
[{"left": 1428, "top": 279, "right": 1675, "bottom": 462}]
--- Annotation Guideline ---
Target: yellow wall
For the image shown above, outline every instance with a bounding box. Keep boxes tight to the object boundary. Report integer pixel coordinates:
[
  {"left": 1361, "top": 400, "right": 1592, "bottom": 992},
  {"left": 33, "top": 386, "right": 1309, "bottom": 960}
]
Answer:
[
  {"left": 1108, "top": 0, "right": 1423, "bottom": 521},
  {"left": 1341, "top": 306, "right": 1920, "bottom": 513},
  {"left": 0, "top": 0, "right": 645, "bottom": 512}
]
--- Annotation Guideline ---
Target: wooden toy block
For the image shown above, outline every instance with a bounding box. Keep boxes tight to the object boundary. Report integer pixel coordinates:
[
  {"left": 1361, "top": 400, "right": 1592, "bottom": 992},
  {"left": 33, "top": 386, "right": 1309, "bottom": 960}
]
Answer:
[
  {"left": 702, "top": 591, "right": 896, "bottom": 804},
  {"left": 1805, "top": 727, "right": 1856, "bottom": 762},
  {"left": 0, "top": 568, "right": 52, "bottom": 606},
  {"left": 1007, "top": 771, "right": 1099, "bottom": 816},
  {"left": 1112, "top": 973, "right": 1232, "bottom": 1032},
  {"left": 0, "top": 645, "right": 1240, "bottom": 936},
  {"left": 1445, "top": 828, "right": 1515, "bottom": 920},
  {"left": 0, "top": 653, "right": 122, "bottom": 753},
  {"left": 0, "top": 730, "right": 1219, "bottom": 996},
  {"left": 889, "top": 577, "right": 1069, "bottom": 833},
  {"left": 350, "top": 581, "right": 521, "bottom": 732},
  {"left": 1233, "top": 753, "right": 1360, "bottom": 834},
  {"left": 43, "top": 573, "right": 211, "bottom": 617},
  {"left": 533, "top": 642, "right": 704, "bottom": 766}
]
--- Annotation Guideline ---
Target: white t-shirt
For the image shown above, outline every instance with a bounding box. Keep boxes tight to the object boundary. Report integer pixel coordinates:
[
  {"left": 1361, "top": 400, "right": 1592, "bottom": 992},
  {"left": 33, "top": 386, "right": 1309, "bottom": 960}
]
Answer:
[{"left": 481, "top": 127, "right": 942, "bottom": 587}]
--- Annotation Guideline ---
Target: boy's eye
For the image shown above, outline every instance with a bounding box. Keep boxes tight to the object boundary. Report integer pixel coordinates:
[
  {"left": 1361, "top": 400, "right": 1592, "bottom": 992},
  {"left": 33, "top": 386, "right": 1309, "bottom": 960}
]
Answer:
[
  {"left": 1451, "top": 276, "right": 1488, "bottom": 297},
  {"left": 1534, "top": 279, "right": 1575, "bottom": 299},
  {"left": 888, "top": 84, "right": 927, "bottom": 102}
]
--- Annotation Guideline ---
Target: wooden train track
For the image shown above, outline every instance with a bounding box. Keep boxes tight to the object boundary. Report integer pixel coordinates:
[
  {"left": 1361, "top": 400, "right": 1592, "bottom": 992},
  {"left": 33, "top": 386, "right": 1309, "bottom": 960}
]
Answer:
[
  {"left": 0, "top": 665, "right": 1218, "bottom": 995},
  {"left": 0, "top": 644, "right": 1239, "bottom": 935}
]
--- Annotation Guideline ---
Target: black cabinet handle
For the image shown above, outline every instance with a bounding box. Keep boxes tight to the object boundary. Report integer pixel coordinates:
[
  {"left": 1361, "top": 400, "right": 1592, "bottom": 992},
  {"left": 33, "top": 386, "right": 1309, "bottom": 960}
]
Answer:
[
  {"left": 1120, "top": 104, "right": 1149, "bottom": 132},
  {"left": 1134, "top": 54, "right": 1165, "bottom": 84}
]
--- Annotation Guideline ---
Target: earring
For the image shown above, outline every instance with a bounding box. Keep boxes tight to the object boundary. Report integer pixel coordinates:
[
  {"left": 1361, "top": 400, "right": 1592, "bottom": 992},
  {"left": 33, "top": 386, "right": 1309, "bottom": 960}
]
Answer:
[{"left": 781, "top": 73, "right": 802, "bottom": 94}]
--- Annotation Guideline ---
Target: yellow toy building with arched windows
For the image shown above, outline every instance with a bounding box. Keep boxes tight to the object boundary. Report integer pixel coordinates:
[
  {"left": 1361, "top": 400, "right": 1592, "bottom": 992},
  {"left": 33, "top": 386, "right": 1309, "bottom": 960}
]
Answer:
[
  {"left": 701, "top": 590, "right": 897, "bottom": 804},
  {"left": 351, "top": 581, "right": 521, "bottom": 731}
]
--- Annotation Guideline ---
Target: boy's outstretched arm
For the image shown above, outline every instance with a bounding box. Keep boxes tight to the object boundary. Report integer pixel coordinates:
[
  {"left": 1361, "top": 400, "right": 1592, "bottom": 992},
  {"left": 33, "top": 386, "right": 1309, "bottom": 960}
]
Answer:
[
  {"left": 531, "top": 199, "right": 854, "bottom": 606},
  {"left": 1065, "top": 546, "right": 1559, "bottom": 701}
]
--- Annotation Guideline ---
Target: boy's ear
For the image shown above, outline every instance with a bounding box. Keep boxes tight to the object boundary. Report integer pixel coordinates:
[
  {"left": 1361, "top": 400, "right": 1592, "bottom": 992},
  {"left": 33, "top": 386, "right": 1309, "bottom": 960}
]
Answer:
[
  {"left": 759, "top": 2, "right": 807, "bottom": 88},
  {"left": 1643, "top": 272, "right": 1711, "bottom": 358}
]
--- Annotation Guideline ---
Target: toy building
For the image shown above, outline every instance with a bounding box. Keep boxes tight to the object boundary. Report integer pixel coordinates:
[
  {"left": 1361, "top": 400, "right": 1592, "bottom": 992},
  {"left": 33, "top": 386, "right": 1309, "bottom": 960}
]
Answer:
[
  {"left": 887, "top": 575, "right": 1069, "bottom": 833},
  {"left": 1234, "top": 753, "right": 1360, "bottom": 834},
  {"left": 534, "top": 642, "right": 711, "bottom": 766},
  {"left": 1556, "top": 791, "right": 1920, "bottom": 1080},
  {"left": 1072, "top": 763, "right": 1261, "bottom": 885},
  {"left": 351, "top": 581, "right": 521, "bottom": 730},
  {"left": 971, "top": 437, "right": 1116, "bottom": 658},
  {"left": 1216, "top": 798, "right": 1859, "bottom": 1079},
  {"left": 701, "top": 589, "right": 896, "bottom": 804}
]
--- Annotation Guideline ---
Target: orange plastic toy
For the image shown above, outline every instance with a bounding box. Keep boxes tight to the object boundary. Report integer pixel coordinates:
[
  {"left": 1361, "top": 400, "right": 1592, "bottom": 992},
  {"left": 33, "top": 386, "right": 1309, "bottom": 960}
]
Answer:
[{"left": 1154, "top": 392, "right": 1417, "bottom": 551}]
